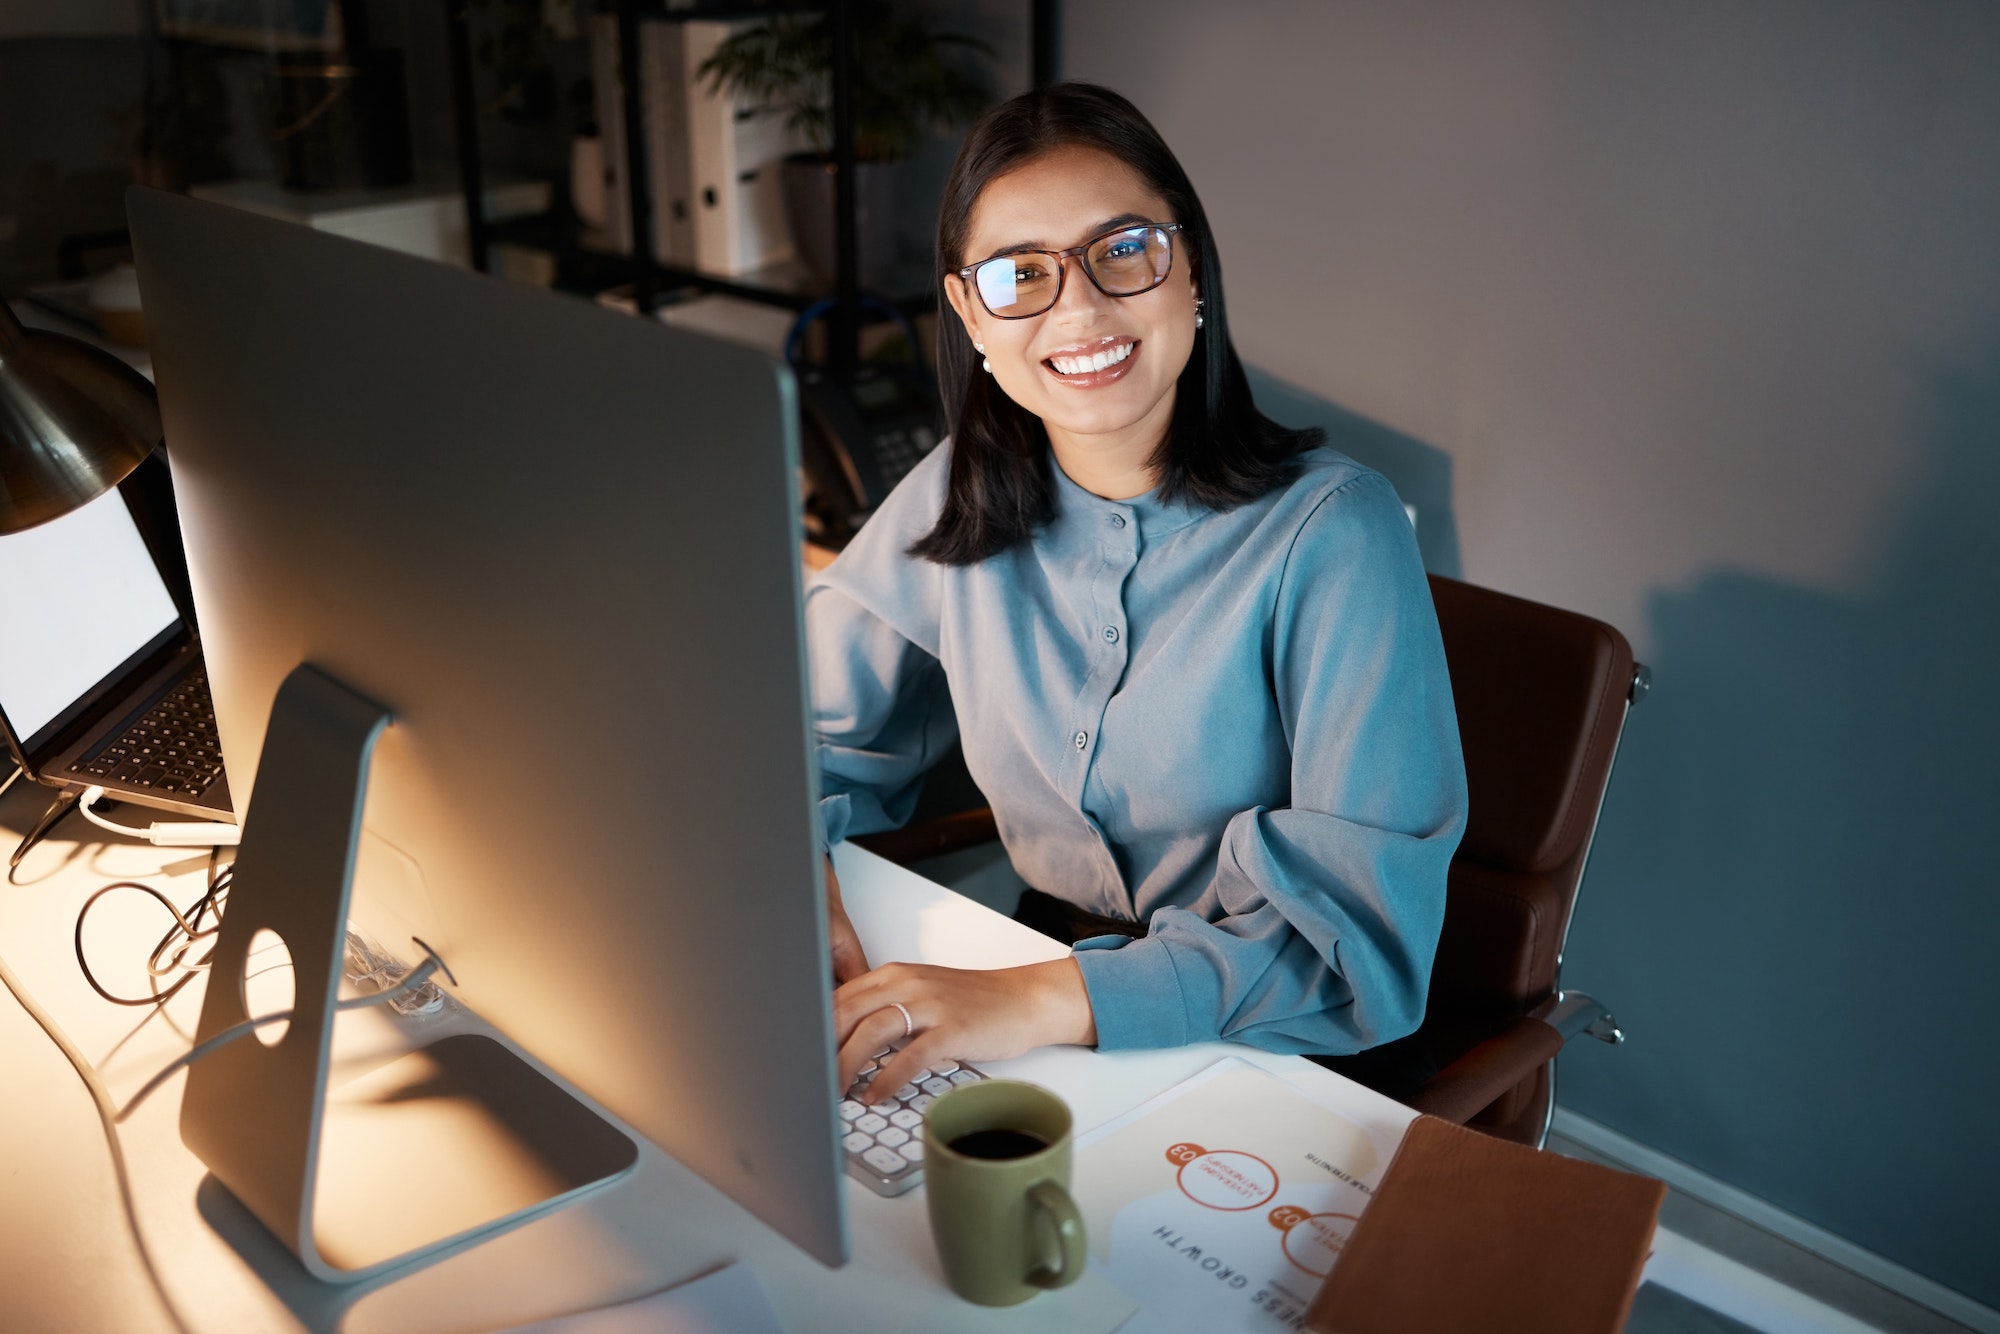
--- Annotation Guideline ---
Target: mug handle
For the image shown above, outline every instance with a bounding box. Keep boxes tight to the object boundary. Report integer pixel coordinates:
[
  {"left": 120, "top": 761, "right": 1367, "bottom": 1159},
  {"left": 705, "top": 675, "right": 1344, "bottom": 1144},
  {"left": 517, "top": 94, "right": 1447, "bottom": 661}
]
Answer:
[{"left": 1025, "top": 1180, "right": 1087, "bottom": 1290}]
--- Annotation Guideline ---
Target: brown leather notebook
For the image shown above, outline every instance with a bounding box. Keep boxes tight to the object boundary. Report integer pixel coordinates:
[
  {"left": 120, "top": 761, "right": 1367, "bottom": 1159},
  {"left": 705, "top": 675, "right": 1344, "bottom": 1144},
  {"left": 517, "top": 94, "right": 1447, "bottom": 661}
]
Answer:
[{"left": 1306, "top": 1115, "right": 1665, "bottom": 1334}]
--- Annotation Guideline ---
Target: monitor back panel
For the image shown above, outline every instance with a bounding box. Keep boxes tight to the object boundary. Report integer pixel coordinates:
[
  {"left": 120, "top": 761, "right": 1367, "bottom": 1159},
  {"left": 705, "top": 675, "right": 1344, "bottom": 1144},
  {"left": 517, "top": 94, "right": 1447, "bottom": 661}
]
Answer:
[{"left": 128, "top": 189, "right": 845, "bottom": 1265}]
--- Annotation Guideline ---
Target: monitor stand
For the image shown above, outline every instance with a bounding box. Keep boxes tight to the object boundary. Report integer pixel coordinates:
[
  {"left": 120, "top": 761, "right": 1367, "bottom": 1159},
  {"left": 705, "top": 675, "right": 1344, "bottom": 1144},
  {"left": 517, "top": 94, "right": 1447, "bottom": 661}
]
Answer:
[{"left": 179, "top": 665, "right": 638, "bottom": 1282}]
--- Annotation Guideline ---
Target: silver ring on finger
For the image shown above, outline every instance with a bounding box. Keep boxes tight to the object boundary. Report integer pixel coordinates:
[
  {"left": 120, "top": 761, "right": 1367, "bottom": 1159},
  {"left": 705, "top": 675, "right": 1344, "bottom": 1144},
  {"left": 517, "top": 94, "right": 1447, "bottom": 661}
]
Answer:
[{"left": 891, "top": 1001, "right": 914, "bottom": 1038}]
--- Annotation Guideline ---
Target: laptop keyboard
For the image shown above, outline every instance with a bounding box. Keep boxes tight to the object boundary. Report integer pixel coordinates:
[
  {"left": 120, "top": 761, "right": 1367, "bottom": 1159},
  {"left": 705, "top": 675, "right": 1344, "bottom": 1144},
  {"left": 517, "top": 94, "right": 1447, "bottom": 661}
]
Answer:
[
  {"left": 68, "top": 666, "right": 226, "bottom": 799},
  {"left": 839, "top": 1039, "right": 987, "bottom": 1197}
]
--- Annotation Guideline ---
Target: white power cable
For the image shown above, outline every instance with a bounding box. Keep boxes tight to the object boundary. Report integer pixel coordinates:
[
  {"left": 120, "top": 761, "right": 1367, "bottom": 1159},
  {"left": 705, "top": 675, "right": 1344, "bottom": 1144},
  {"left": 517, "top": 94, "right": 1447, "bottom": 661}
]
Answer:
[
  {"left": 0, "top": 763, "right": 23, "bottom": 800},
  {"left": 115, "top": 945, "right": 450, "bottom": 1121},
  {"left": 78, "top": 785, "right": 240, "bottom": 848},
  {"left": 0, "top": 946, "right": 195, "bottom": 1334},
  {"left": 0, "top": 924, "right": 449, "bottom": 1334}
]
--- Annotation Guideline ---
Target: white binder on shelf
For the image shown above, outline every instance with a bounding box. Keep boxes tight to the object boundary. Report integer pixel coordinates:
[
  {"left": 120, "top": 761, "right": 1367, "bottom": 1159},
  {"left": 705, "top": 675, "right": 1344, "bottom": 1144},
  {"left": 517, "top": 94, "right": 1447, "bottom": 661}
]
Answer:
[
  {"left": 643, "top": 21, "right": 699, "bottom": 269},
  {"left": 680, "top": 22, "right": 797, "bottom": 277},
  {"left": 589, "top": 17, "right": 798, "bottom": 277},
  {"left": 588, "top": 14, "right": 695, "bottom": 266},
  {"left": 588, "top": 13, "right": 635, "bottom": 254}
]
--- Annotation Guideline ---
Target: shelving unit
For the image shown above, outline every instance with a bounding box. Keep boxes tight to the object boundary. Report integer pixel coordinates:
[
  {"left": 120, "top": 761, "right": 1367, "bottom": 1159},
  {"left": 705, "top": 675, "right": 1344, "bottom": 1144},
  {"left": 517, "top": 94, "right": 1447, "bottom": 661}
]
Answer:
[{"left": 442, "top": 0, "right": 1057, "bottom": 379}]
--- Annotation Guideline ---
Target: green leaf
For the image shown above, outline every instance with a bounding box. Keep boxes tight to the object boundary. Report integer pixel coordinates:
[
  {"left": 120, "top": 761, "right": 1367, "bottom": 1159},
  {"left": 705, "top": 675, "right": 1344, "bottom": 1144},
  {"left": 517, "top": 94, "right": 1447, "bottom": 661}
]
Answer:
[{"left": 695, "top": 3, "right": 994, "bottom": 161}]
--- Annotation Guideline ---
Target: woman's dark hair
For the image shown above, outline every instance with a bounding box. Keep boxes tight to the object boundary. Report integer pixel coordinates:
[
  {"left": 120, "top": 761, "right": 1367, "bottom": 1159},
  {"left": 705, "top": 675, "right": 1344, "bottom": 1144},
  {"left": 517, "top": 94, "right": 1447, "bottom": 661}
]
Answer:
[{"left": 910, "top": 81, "right": 1322, "bottom": 565}]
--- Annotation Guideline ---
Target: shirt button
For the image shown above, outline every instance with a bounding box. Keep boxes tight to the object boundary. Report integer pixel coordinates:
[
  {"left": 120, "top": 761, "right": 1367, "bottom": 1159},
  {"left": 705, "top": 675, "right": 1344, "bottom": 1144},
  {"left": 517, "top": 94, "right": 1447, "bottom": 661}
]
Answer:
[
  {"left": 1073, "top": 730, "right": 1089, "bottom": 751},
  {"left": 1103, "top": 626, "right": 1119, "bottom": 643},
  {"left": 1109, "top": 513, "right": 1127, "bottom": 529}
]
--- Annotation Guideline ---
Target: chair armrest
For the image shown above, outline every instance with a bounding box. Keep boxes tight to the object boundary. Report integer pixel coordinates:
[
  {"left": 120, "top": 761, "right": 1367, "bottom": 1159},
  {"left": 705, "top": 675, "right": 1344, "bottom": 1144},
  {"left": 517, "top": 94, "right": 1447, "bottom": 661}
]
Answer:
[
  {"left": 1535, "top": 990, "right": 1623, "bottom": 1045},
  {"left": 1407, "top": 1016, "right": 1566, "bottom": 1125},
  {"left": 850, "top": 807, "right": 999, "bottom": 867},
  {"left": 1405, "top": 991, "right": 1622, "bottom": 1125}
]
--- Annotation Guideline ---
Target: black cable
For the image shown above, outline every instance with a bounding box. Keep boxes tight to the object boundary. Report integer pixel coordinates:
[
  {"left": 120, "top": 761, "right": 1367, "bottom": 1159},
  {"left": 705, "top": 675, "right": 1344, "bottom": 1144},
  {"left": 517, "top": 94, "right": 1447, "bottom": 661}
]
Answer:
[
  {"left": 73, "top": 856, "right": 231, "bottom": 1008},
  {"left": 66, "top": 838, "right": 452, "bottom": 1121},
  {"left": 3, "top": 824, "right": 439, "bottom": 1332},
  {"left": 60, "top": 830, "right": 453, "bottom": 1113},
  {"left": 9, "top": 785, "right": 82, "bottom": 877}
]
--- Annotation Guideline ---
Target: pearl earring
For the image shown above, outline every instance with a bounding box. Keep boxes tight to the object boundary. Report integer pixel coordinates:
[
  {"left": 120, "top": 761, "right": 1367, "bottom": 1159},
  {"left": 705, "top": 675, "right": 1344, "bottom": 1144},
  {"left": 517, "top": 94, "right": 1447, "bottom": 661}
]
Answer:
[
  {"left": 974, "top": 341, "right": 991, "bottom": 372},
  {"left": 1194, "top": 296, "right": 1205, "bottom": 329}
]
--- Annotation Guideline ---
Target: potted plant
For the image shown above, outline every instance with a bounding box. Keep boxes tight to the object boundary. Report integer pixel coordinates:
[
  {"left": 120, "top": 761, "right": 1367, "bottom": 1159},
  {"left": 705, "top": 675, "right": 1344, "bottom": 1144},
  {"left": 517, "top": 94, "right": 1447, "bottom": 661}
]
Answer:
[
  {"left": 697, "top": 1, "right": 992, "bottom": 287},
  {"left": 477, "top": 0, "right": 559, "bottom": 126}
]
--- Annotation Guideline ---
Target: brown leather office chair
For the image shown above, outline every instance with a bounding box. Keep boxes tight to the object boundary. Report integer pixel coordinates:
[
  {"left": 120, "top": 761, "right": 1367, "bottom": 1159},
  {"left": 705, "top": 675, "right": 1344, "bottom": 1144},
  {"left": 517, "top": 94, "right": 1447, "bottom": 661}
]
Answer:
[
  {"left": 1313, "top": 575, "right": 1644, "bottom": 1145},
  {"left": 856, "top": 574, "right": 1646, "bottom": 1148}
]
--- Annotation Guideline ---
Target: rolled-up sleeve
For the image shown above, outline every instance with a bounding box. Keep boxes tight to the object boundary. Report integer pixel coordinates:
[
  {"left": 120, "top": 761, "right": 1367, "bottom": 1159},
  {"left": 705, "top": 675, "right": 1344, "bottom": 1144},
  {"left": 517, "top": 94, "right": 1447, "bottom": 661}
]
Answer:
[
  {"left": 1072, "top": 474, "right": 1467, "bottom": 1055},
  {"left": 804, "top": 455, "right": 957, "bottom": 851},
  {"left": 807, "top": 582, "right": 956, "bottom": 849}
]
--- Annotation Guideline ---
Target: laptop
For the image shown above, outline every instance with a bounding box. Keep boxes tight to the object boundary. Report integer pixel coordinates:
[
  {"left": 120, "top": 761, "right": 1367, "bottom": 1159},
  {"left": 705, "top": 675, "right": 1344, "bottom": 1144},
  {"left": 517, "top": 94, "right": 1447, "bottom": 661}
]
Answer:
[{"left": 0, "top": 460, "right": 232, "bottom": 821}]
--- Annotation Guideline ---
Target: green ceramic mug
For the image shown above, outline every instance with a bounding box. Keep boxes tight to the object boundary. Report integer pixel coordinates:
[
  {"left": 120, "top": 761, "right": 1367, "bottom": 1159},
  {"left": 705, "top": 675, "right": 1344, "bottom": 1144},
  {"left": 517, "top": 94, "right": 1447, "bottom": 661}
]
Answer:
[{"left": 922, "top": 1078, "right": 1087, "bottom": 1306}]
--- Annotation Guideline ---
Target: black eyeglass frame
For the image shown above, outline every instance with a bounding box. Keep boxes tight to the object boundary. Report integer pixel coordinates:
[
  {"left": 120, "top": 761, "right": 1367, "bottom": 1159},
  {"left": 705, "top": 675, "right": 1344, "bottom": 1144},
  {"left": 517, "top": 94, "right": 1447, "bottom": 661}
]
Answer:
[{"left": 952, "top": 222, "right": 1187, "bottom": 320}]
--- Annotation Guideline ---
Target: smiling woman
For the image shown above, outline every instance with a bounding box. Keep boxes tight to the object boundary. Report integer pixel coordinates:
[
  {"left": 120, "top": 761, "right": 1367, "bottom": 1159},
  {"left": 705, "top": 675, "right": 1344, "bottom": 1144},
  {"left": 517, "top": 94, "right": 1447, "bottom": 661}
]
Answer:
[
  {"left": 807, "top": 83, "right": 1468, "bottom": 1105},
  {"left": 946, "top": 159, "right": 1197, "bottom": 501}
]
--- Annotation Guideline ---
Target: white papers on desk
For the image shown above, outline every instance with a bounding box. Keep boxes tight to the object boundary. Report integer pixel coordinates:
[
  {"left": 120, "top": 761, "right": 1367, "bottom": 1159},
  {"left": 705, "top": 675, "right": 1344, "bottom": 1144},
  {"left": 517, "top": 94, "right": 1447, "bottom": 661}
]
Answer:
[
  {"left": 498, "top": 1262, "right": 785, "bottom": 1334},
  {"left": 1077, "top": 1059, "right": 1398, "bottom": 1334}
]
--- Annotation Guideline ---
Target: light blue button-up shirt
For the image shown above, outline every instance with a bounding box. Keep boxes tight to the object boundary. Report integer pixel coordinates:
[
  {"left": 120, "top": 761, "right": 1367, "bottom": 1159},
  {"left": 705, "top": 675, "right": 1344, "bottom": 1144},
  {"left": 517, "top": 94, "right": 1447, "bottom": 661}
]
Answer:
[{"left": 808, "top": 443, "right": 1467, "bottom": 1055}]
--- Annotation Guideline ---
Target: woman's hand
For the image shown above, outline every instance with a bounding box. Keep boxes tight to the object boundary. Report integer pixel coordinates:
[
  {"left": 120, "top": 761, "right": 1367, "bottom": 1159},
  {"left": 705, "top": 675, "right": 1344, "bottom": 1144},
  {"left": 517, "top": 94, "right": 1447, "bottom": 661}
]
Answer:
[
  {"left": 833, "top": 958, "right": 1098, "bottom": 1100},
  {"left": 824, "top": 856, "right": 871, "bottom": 985}
]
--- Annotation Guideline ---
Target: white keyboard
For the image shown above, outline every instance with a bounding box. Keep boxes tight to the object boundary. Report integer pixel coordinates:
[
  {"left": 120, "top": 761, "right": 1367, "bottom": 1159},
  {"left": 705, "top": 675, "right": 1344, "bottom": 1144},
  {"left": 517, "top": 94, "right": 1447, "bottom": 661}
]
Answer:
[{"left": 838, "top": 1041, "right": 988, "bottom": 1197}]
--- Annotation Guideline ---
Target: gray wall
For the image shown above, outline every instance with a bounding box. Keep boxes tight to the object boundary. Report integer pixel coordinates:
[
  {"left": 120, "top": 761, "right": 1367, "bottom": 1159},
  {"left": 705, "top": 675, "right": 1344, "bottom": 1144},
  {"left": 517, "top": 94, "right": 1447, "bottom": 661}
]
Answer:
[{"left": 1065, "top": 0, "right": 2000, "bottom": 1309}]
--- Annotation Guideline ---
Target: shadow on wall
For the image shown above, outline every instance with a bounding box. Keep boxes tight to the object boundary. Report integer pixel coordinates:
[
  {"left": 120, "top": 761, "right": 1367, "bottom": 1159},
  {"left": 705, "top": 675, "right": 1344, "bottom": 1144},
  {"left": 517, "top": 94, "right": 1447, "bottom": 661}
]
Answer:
[
  {"left": 1558, "top": 345, "right": 2000, "bottom": 1308},
  {"left": 1246, "top": 365, "right": 1463, "bottom": 578}
]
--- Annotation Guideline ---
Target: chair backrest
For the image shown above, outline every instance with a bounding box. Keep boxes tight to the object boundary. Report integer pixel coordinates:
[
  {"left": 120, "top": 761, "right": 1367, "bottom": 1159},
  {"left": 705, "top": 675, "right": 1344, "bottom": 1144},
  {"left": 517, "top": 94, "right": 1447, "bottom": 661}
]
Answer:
[{"left": 1424, "top": 575, "right": 1638, "bottom": 1020}]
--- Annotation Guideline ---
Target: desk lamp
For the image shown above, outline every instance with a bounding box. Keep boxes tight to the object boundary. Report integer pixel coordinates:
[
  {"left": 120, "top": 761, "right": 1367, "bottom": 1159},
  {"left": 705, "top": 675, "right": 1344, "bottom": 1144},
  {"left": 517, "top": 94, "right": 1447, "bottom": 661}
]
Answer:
[
  {"left": 1, "top": 297, "right": 162, "bottom": 860},
  {"left": 0, "top": 297, "right": 159, "bottom": 535}
]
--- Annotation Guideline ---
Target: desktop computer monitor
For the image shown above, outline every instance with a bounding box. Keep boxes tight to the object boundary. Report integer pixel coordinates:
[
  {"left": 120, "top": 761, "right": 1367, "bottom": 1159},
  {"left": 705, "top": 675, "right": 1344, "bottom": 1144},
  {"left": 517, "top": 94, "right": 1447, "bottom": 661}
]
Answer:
[{"left": 127, "top": 190, "right": 847, "bottom": 1274}]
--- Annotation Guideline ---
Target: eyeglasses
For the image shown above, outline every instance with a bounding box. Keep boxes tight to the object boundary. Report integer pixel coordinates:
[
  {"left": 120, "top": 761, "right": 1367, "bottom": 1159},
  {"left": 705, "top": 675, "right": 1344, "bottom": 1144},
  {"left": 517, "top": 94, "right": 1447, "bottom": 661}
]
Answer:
[{"left": 954, "top": 223, "right": 1184, "bottom": 319}]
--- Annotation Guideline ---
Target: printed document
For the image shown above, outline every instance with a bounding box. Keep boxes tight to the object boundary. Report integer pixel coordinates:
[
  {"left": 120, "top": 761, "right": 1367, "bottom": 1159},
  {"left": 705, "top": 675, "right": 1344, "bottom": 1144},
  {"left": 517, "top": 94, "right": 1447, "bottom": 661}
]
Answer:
[{"left": 1076, "top": 1059, "right": 1400, "bottom": 1333}]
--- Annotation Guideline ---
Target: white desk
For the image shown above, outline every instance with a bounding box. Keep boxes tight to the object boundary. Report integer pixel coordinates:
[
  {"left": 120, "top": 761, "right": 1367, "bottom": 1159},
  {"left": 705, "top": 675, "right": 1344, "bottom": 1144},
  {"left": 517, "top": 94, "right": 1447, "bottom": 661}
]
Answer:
[{"left": 0, "top": 779, "right": 1415, "bottom": 1333}]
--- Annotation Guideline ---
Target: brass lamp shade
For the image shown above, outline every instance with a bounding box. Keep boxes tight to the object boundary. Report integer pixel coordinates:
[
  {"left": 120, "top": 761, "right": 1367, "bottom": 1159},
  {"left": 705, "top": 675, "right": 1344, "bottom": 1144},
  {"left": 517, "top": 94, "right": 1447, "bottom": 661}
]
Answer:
[{"left": 0, "top": 298, "right": 161, "bottom": 535}]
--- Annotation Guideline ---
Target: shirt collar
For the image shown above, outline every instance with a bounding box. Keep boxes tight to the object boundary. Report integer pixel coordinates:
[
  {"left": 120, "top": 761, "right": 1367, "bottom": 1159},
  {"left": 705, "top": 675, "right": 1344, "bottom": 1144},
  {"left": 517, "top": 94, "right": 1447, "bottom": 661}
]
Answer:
[{"left": 1050, "top": 456, "right": 1208, "bottom": 541}]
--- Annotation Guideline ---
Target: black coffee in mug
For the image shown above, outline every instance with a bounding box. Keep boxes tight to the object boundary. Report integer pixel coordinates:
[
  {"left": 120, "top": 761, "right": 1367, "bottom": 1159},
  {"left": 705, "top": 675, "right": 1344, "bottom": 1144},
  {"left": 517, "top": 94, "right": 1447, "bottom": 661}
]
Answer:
[
  {"left": 947, "top": 1128, "right": 1049, "bottom": 1160},
  {"left": 925, "top": 1080, "right": 1085, "bottom": 1304}
]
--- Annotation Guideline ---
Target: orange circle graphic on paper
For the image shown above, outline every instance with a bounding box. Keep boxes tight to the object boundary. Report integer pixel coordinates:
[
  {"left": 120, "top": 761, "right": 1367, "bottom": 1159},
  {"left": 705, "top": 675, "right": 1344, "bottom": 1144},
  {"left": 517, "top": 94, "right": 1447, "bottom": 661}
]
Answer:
[
  {"left": 1281, "top": 1212, "right": 1360, "bottom": 1278},
  {"left": 1268, "top": 1204, "right": 1311, "bottom": 1231},
  {"left": 1175, "top": 1149, "right": 1279, "bottom": 1211},
  {"left": 1165, "top": 1141, "right": 1205, "bottom": 1167}
]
